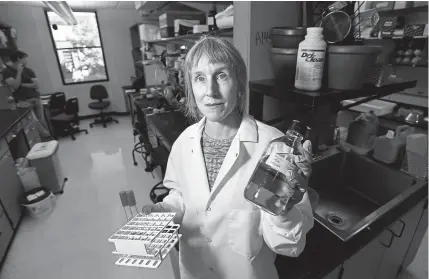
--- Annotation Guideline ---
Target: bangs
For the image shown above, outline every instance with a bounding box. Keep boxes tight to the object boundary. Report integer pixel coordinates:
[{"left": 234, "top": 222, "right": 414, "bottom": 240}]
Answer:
[{"left": 190, "top": 37, "right": 235, "bottom": 70}]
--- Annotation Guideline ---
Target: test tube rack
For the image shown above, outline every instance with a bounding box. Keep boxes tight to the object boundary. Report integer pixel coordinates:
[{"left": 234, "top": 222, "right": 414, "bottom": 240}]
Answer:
[{"left": 108, "top": 212, "right": 181, "bottom": 268}]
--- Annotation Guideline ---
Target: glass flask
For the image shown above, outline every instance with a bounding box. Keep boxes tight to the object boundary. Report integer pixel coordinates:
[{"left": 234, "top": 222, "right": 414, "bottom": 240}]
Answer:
[{"left": 244, "top": 120, "right": 307, "bottom": 215}]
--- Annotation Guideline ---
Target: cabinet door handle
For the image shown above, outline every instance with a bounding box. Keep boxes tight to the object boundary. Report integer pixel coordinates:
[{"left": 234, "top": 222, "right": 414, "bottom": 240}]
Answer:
[
  {"left": 380, "top": 229, "right": 395, "bottom": 248},
  {"left": 337, "top": 265, "right": 344, "bottom": 279},
  {"left": 392, "top": 220, "right": 406, "bottom": 238}
]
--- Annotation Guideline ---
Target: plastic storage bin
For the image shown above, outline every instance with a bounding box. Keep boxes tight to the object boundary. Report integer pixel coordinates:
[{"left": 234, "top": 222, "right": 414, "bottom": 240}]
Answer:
[
  {"left": 26, "top": 141, "right": 66, "bottom": 194},
  {"left": 20, "top": 187, "right": 55, "bottom": 217},
  {"left": 341, "top": 99, "right": 396, "bottom": 116},
  {"left": 270, "top": 48, "right": 298, "bottom": 85}
]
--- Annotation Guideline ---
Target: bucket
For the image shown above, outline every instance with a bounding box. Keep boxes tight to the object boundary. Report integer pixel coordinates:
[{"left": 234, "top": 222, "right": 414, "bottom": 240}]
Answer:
[
  {"left": 270, "top": 48, "right": 298, "bottom": 85},
  {"left": 20, "top": 187, "right": 55, "bottom": 217},
  {"left": 327, "top": 45, "right": 382, "bottom": 90},
  {"left": 271, "top": 27, "right": 306, "bottom": 48}
]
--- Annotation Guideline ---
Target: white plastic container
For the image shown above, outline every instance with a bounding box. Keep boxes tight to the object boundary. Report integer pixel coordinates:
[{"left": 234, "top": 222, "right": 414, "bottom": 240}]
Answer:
[
  {"left": 295, "top": 27, "right": 327, "bottom": 91},
  {"left": 26, "top": 141, "right": 66, "bottom": 194},
  {"left": 341, "top": 99, "right": 396, "bottom": 116},
  {"left": 20, "top": 188, "right": 55, "bottom": 217},
  {"left": 138, "top": 23, "right": 161, "bottom": 41}
]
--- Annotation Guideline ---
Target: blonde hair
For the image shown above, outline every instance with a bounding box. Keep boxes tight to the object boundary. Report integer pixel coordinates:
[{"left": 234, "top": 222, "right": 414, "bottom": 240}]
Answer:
[{"left": 183, "top": 36, "right": 248, "bottom": 123}]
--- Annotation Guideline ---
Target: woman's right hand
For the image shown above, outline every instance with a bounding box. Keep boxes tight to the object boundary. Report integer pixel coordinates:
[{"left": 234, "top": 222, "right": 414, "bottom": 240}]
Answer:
[{"left": 142, "top": 203, "right": 169, "bottom": 215}]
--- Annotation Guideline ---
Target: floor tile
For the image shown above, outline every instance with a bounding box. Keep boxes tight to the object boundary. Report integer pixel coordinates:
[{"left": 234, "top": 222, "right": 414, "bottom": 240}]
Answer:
[{"left": 0, "top": 117, "right": 177, "bottom": 279}]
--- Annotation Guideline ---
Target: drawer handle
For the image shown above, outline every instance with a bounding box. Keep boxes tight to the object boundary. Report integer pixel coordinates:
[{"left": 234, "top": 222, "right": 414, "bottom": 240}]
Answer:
[
  {"left": 392, "top": 220, "right": 406, "bottom": 238},
  {"left": 380, "top": 229, "right": 395, "bottom": 248},
  {"left": 338, "top": 265, "right": 344, "bottom": 279}
]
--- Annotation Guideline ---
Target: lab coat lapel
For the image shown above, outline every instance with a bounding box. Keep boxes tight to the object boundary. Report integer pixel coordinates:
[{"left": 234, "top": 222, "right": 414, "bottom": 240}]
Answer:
[
  {"left": 189, "top": 118, "right": 211, "bottom": 211},
  {"left": 206, "top": 115, "right": 259, "bottom": 209}
]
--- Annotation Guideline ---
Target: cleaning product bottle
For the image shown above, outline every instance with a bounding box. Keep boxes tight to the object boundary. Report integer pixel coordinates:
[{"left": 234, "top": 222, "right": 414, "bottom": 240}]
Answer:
[{"left": 295, "top": 27, "right": 327, "bottom": 91}]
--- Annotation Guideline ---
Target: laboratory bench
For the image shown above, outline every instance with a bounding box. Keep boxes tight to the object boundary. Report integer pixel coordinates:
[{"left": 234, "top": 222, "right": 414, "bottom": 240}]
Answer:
[
  {"left": 127, "top": 89, "right": 427, "bottom": 279},
  {"left": 0, "top": 106, "right": 38, "bottom": 266}
]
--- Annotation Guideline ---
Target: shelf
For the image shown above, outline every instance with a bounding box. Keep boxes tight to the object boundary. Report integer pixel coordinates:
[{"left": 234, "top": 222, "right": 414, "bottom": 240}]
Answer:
[
  {"left": 144, "top": 28, "right": 233, "bottom": 46},
  {"left": 250, "top": 79, "right": 418, "bottom": 107},
  {"left": 394, "top": 64, "right": 428, "bottom": 68},
  {"left": 363, "top": 36, "right": 428, "bottom": 40},
  {"left": 377, "top": 5, "right": 428, "bottom": 15},
  {"left": 136, "top": 1, "right": 233, "bottom": 15}
]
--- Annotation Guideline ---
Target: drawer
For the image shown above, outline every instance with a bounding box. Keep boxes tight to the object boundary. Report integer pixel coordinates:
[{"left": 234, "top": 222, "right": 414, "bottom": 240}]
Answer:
[
  {"left": 0, "top": 139, "right": 8, "bottom": 158},
  {"left": 25, "top": 124, "right": 41, "bottom": 149},
  {"left": 0, "top": 211, "right": 13, "bottom": 263},
  {"left": 20, "top": 111, "right": 35, "bottom": 130},
  {"left": 6, "top": 123, "right": 23, "bottom": 143}
]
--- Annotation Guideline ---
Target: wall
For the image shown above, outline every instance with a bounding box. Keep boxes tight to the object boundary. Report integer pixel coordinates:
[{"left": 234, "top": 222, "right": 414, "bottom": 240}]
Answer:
[
  {"left": 232, "top": 1, "right": 300, "bottom": 119},
  {"left": 249, "top": 1, "right": 300, "bottom": 121},
  {"left": 233, "top": 1, "right": 251, "bottom": 81},
  {"left": 0, "top": 4, "right": 142, "bottom": 116}
]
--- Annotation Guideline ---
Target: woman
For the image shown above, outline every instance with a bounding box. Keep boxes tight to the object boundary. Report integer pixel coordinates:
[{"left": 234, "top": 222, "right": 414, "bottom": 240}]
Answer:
[{"left": 143, "top": 36, "right": 314, "bottom": 279}]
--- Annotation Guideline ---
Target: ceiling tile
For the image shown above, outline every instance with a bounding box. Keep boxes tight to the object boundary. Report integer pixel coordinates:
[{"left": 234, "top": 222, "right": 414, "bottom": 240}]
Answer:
[{"left": 116, "top": 1, "right": 136, "bottom": 9}]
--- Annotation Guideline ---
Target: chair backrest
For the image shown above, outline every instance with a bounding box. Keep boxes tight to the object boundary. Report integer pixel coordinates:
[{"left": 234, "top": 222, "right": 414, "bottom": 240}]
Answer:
[
  {"left": 65, "top": 97, "right": 79, "bottom": 115},
  {"left": 135, "top": 105, "right": 146, "bottom": 122},
  {"left": 90, "top": 85, "right": 108, "bottom": 101},
  {"left": 50, "top": 92, "right": 66, "bottom": 111},
  {"left": 135, "top": 120, "right": 154, "bottom": 155}
]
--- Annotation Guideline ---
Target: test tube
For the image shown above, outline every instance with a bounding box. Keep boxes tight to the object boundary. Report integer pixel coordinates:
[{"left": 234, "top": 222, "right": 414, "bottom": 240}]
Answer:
[
  {"left": 119, "top": 191, "right": 130, "bottom": 221},
  {"left": 126, "top": 190, "right": 138, "bottom": 217}
]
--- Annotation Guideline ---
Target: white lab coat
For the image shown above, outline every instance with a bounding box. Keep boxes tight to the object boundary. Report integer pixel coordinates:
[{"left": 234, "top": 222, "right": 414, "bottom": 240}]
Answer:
[{"left": 159, "top": 114, "right": 314, "bottom": 279}]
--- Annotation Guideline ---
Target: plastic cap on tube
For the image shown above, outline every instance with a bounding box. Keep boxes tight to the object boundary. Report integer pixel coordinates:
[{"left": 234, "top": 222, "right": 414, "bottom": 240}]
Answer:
[
  {"left": 119, "top": 191, "right": 129, "bottom": 207},
  {"left": 126, "top": 190, "right": 137, "bottom": 207}
]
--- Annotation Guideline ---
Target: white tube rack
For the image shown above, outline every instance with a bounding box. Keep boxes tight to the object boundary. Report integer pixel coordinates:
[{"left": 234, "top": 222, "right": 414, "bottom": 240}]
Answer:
[{"left": 108, "top": 212, "right": 181, "bottom": 268}]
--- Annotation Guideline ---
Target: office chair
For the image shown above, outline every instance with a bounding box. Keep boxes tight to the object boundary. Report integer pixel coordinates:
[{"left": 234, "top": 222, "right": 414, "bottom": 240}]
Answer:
[
  {"left": 50, "top": 98, "right": 89, "bottom": 140},
  {"left": 49, "top": 92, "right": 66, "bottom": 117},
  {"left": 135, "top": 121, "right": 170, "bottom": 204},
  {"left": 133, "top": 119, "right": 169, "bottom": 174},
  {"left": 132, "top": 119, "right": 151, "bottom": 169},
  {"left": 88, "top": 85, "right": 119, "bottom": 128}
]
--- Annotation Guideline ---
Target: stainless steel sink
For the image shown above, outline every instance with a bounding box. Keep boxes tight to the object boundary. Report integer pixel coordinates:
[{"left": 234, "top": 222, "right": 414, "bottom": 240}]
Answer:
[{"left": 310, "top": 148, "right": 425, "bottom": 242}]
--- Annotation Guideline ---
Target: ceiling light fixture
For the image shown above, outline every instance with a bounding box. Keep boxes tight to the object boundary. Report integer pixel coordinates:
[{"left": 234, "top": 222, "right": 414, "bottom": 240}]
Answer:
[{"left": 43, "top": 1, "right": 77, "bottom": 25}]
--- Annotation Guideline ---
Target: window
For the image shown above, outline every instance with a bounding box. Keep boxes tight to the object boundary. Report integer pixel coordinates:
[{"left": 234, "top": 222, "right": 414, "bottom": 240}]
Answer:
[{"left": 46, "top": 11, "right": 109, "bottom": 85}]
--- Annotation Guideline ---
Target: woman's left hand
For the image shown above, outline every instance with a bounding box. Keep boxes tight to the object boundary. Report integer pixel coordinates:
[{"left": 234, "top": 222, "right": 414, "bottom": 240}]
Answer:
[{"left": 278, "top": 140, "right": 313, "bottom": 213}]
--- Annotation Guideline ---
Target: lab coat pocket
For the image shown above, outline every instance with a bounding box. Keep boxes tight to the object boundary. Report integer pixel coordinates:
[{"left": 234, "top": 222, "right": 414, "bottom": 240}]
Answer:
[{"left": 227, "top": 209, "right": 263, "bottom": 260}]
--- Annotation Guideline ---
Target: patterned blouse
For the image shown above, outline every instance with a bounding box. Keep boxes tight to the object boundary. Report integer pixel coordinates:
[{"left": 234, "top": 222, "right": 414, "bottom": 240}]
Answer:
[{"left": 201, "top": 130, "right": 235, "bottom": 191}]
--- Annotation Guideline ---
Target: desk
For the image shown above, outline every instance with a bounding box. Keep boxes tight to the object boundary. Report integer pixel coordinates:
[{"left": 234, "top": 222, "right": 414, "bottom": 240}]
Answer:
[
  {"left": 146, "top": 111, "right": 190, "bottom": 151},
  {"left": 131, "top": 92, "right": 190, "bottom": 151}
]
